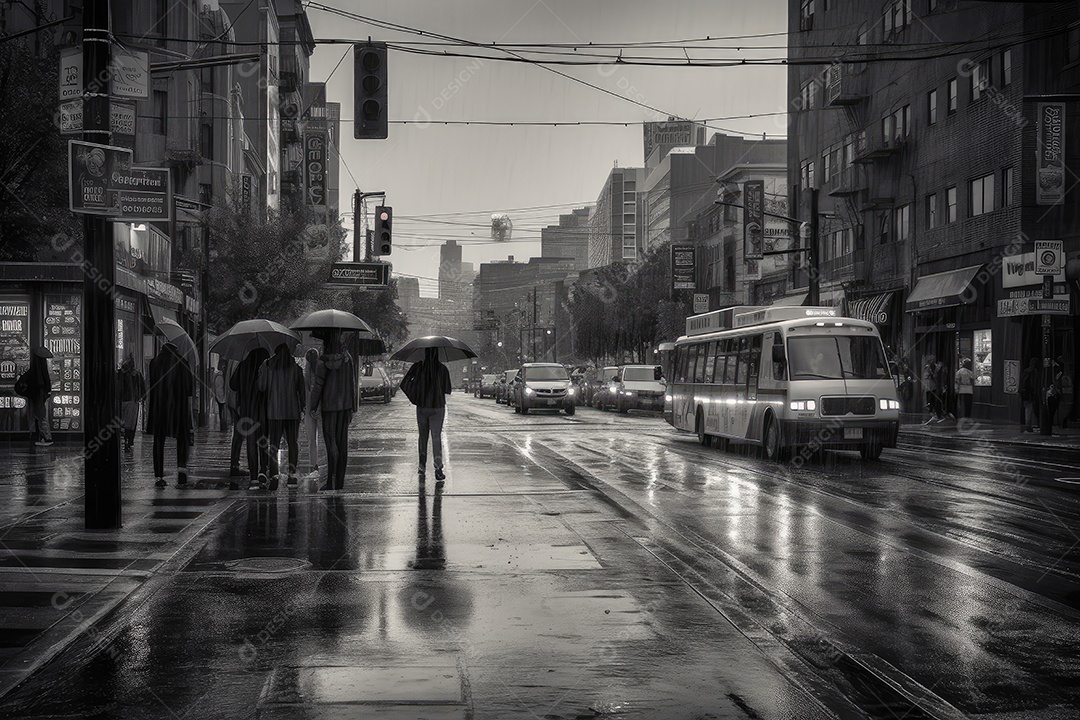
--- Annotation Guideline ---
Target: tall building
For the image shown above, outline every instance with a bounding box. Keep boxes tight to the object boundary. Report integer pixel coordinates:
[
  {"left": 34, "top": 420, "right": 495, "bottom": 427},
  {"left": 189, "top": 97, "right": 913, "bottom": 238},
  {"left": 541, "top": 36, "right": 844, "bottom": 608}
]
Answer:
[
  {"left": 589, "top": 166, "right": 645, "bottom": 268},
  {"left": 541, "top": 207, "right": 592, "bottom": 271},
  {"left": 788, "top": 0, "right": 1079, "bottom": 422}
]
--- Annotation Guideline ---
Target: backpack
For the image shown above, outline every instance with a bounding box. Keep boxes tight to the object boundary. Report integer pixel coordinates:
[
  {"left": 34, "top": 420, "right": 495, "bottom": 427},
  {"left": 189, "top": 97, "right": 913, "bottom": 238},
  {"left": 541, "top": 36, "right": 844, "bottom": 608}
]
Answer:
[{"left": 13, "top": 371, "right": 31, "bottom": 398}]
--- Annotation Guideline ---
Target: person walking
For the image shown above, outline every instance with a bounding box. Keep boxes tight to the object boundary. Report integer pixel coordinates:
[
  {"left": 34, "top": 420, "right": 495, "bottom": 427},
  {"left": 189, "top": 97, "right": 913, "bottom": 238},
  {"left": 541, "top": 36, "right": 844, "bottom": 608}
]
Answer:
[
  {"left": 401, "top": 347, "right": 452, "bottom": 484},
  {"left": 954, "top": 358, "right": 974, "bottom": 420},
  {"left": 231, "top": 348, "right": 270, "bottom": 491},
  {"left": 1020, "top": 358, "right": 1040, "bottom": 432},
  {"left": 224, "top": 360, "right": 246, "bottom": 484},
  {"left": 303, "top": 348, "right": 321, "bottom": 477},
  {"left": 922, "top": 355, "right": 943, "bottom": 424},
  {"left": 308, "top": 330, "right": 355, "bottom": 491},
  {"left": 258, "top": 344, "right": 306, "bottom": 489},
  {"left": 147, "top": 343, "right": 194, "bottom": 487},
  {"left": 117, "top": 354, "right": 145, "bottom": 451},
  {"left": 211, "top": 360, "right": 228, "bottom": 432},
  {"left": 24, "top": 347, "right": 54, "bottom": 447}
]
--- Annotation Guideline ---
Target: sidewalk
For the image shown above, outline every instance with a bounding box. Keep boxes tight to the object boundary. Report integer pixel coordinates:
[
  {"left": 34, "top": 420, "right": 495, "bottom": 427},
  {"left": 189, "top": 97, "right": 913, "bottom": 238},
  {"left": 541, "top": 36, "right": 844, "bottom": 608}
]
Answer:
[{"left": 899, "top": 412, "right": 1080, "bottom": 449}]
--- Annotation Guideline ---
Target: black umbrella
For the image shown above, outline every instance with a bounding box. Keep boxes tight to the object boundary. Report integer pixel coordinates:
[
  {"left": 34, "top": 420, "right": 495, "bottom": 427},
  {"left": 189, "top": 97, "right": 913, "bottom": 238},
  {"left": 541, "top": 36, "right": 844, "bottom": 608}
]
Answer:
[
  {"left": 290, "top": 309, "right": 385, "bottom": 355},
  {"left": 391, "top": 335, "right": 477, "bottom": 363}
]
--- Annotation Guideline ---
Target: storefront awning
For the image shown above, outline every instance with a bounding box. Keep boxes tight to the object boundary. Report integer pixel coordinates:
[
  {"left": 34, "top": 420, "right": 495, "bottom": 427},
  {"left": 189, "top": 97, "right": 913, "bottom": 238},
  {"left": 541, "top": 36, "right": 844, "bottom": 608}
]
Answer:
[
  {"left": 848, "top": 292, "right": 894, "bottom": 325},
  {"left": 905, "top": 265, "right": 983, "bottom": 312},
  {"left": 767, "top": 288, "right": 844, "bottom": 308},
  {"left": 146, "top": 299, "right": 179, "bottom": 327}
]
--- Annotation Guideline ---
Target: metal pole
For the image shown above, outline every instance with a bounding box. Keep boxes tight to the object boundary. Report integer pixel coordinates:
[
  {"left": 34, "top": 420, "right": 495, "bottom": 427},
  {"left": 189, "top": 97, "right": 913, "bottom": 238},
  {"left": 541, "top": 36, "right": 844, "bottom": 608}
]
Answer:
[
  {"left": 83, "top": 0, "right": 121, "bottom": 529},
  {"left": 808, "top": 188, "right": 821, "bottom": 306}
]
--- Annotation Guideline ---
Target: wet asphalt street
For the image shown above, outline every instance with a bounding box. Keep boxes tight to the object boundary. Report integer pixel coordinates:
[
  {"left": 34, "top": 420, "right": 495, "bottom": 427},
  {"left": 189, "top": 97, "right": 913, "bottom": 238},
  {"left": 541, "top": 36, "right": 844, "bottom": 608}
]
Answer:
[{"left": 1, "top": 394, "right": 1079, "bottom": 719}]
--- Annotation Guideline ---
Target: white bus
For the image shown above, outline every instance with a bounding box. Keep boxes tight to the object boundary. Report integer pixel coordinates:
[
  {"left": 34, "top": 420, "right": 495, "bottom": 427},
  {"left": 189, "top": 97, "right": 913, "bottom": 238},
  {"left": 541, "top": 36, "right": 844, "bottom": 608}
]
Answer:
[{"left": 665, "top": 305, "right": 900, "bottom": 461}]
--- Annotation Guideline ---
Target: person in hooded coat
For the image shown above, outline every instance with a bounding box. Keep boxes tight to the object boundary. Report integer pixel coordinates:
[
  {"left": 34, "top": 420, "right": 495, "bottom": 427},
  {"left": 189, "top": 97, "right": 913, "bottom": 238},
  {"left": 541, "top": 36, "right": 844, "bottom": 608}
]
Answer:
[
  {"left": 24, "top": 348, "right": 54, "bottom": 447},
  {"left": 117, "top": 353, "right": 145, "bottom": 451},
  {"left": 231, "top": 347, "right": 270, "bottom": 490},
  {"left": 401, "top": 347, "right": 452, "bottom": 483},
  {"left": 308, "top": 329, "right": 355, "bottom": 491},
  {"left": 147, "top": 342, "right": 194, "bottom": 487},
  {"left": 258, "top": 343, "right": 306, "bottom": 488}
]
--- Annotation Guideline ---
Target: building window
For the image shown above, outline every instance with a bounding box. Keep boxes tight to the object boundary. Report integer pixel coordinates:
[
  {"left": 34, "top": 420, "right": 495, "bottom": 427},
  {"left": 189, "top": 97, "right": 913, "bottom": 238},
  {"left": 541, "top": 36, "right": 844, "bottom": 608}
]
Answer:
[
  {"left": 200, "top": 123, "right": 212, "bottom": 159},
  {"left": 894, "top": 204, "right": 911, "bottom": 241},
  {"left": 946, "top": 186, "right": 957, "bottom": 223},
  {"left": 928, "top": 89, "right": 938, "bottom": 125},
  {"left": 857, "top": 23, "right": 868, "bottom": 45},
  {"left": 969, "top": 173, "right": 995, "bottom": 216},
  {"left": 1003, "top": 167, "right": 1014, "bottom": 207},
  {"left": 1068, "top": 27, "right": 1080, "bottom": 65},
  {"left": 1002, "top": 49, "right": 1012, "bottom": 85},
  {"left": 947, "top": 78, "right": 957, "bottom": 114},
  {"left": 971, "top": 58, "right": 991, "bottom": 101},
  {"left": 801, "top": 159, "right": 815, "bottom": 190},
  {"left": 800, "top": 0, "right": 815, "bottom": 31},
  {"left": 883, "top": 105, "right": 910, "bottom": 146},
  {"left": 928, "top": 0, "right": 938, "bottom": 12},
  {"left": 884, "top": 1, "right": 910, "bottom": 37},
  {"left": 822, "top": 150, "right": 832, "bottom": 183},
  {"left": 926, "top": 193, "right": 937, "bottom": 229},
  {"left": 152, "top": 90, "right": 168, "bottom": 136},
  {"left": 844, "top": 138, "right": 854, "bottom": 167}
]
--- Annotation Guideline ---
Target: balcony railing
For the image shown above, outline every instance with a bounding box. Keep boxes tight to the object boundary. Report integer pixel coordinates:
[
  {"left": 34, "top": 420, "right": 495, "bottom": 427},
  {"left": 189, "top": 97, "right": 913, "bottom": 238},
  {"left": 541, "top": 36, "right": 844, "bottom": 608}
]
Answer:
[
  {"left": 853, "top": 128, "right": 906, "bottom": 163},
  {"left": 827, "top": 165, "right": 863, "bottom": 197}
]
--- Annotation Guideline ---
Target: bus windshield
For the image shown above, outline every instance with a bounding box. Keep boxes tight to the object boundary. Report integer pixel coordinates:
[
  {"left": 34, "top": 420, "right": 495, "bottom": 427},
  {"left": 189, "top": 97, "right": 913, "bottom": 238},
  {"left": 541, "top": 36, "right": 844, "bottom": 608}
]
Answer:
[
  {"left": 525, "top": 366, "right": 569, "bottom": 381},
  {"left": 787, "top": 335, "right": 890, "bottom": 381}
]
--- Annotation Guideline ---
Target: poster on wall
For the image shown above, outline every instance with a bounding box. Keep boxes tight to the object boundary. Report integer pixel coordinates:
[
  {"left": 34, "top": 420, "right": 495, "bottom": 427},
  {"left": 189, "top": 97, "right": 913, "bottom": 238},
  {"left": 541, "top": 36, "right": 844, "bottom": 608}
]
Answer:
[
  {"left": 0, "top": 298, "right": 31, "bottom": 431},
  {"left": 44, "top": 295, "right": 82, "bottom": 431},
  {"left": 1004, "top": 359, "right": 1020, "bottom": 395}
]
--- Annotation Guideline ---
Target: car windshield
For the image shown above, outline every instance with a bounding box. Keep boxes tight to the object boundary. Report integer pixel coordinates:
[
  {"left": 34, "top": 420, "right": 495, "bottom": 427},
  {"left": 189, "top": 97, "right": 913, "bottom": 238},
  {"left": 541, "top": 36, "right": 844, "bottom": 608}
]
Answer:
[
  {"left": 482, "top": 374, "right": 498, "bottom": 383},
  {"left": 525, "top": 366, "right": 568, "bottom": 381},
  {"left": 622, "top": 367, "right": 655, "bottom": 382},
  {"left": 787, "top": 336, "right": 890, "bottom": 381}
]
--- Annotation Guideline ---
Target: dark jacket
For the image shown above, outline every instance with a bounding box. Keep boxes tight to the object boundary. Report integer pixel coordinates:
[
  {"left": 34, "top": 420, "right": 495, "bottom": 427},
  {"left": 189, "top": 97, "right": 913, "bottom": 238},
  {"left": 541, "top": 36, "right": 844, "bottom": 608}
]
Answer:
[
  {"left": 146, "top": 345, "right": 193, "bottom": 440},
  {"left": 118, "top": 365, "right": 145, "bottom": 403},
  {"left": 403, "top": 356, "right": 452, "bottom": 409},
  {"left": 25, "top": 355, "right": 53, "bottom": 402},
  {"left": 1021, "top": 365, "right": 1040, "bottom": 401},
  {"left": 308, "top": 352, "right": 355, "bottom": 413},
  {"left": 231, "top": 349, "right": 269, "bottom": 423},
  {"left": 258, "top": 351, "right": 306, "bottom": 420}
]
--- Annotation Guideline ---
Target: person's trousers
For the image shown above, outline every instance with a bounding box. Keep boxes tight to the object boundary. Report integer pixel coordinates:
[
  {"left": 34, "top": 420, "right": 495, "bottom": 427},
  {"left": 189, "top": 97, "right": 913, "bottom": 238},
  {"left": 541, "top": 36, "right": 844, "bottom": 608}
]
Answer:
[
  {"left": 957, "top": 393, "right": 972, "bottom": 419},
  {"left": 267, "top": 418, "right": 300, "bottom": 478},
  {"left": 242, "top": 417, "right": 269, "bottom": 485},
  {"left": 29, "top": 397, "right": 52, "bottom": 442},
  {"left": 416, "top": 406, "right": 446, "bottom": 470},
  {"left": 1023, "top": 400, "right": 1038, "bottom": 429},
  {"left": 153, "top": 432, "right": 190, "bottom": 480},
  {"left": 322, "top": 410, "right": 351, "bottom": 489},
  {"left": 216, "top": 401, "right": 227, "bottom": 432},
  {"left": 305, "top": 412, "right": 320, "bottom": 470},
  {"left": 121, "top": 400, "right": 139, "bottom": 445},
  {"left": 229, "top": 409, "right": 244, "bottom": 470}
]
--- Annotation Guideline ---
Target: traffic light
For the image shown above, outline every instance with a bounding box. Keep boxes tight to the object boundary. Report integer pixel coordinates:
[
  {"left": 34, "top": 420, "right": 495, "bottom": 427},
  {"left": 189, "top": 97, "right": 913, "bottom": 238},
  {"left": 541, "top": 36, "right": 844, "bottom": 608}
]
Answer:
[
  {"left": 374, "top": 205, "right": 392, "bottom": 255},
  {"left": 354, "top": 42, "right": 388, "bottom": 139}
]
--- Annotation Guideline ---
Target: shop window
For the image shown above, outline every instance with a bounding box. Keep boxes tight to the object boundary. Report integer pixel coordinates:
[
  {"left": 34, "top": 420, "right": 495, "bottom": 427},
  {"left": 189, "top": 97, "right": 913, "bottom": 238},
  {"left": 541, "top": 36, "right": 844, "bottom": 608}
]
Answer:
[{"left": 973, "top": 329, "right": 992, "bottom": 386}]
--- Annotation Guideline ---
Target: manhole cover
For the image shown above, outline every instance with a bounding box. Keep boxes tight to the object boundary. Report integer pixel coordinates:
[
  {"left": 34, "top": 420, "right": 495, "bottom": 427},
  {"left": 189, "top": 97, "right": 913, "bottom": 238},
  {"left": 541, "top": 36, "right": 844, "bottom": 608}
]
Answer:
[{"left": 224, "top": 557, "right": 311, "bottom": 573}]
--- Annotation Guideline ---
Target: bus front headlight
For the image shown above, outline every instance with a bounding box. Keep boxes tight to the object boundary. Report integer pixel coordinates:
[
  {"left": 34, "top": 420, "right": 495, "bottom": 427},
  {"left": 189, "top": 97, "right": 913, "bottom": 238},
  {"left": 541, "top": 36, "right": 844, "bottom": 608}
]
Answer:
[
  {"left": 879, "top": 398, "right": 900, "bottom": 410},
  {"left": 789, "top": 399, "right": 817, "bottom": 411}
]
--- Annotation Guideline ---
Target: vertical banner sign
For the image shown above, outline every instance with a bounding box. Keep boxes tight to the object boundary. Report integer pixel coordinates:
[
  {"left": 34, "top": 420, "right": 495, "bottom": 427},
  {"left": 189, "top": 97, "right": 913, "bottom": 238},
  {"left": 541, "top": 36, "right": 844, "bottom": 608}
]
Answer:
[
  {"left": 1037, "top": 103, "right": 1065, "bottom": 206},
  {"left": 1004, "top": 359, "right": 1020, "bottom": 394},
  {"left": 241, "top": 175, "right": 253, "bottom": 215},
  {"left": 59, "top": 47, "right": 82, "bottom": 101},
  {"left": 304, "top": 130, "right": 327, "bottom": 206},
  {"left": 671, "top": 243, "right": 696, "bottom": 294},
  {"left": 743, "top": 180, "right": 765, "bottom": 260},
  {"left": 0, "top": 300, "right": 31, "bottom": 382}
]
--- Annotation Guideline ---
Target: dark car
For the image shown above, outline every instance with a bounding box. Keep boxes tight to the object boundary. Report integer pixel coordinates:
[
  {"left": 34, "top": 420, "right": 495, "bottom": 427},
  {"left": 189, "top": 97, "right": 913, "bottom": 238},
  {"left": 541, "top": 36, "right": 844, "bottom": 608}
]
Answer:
[
  {"left": 510, "top": 363, "right": 576, "bottom": 415},
  {"left": 475, "top": 373, "right": 499, "bottom": 398},
  {"left": 590, "top": 365, "right": 621, "bottom": 410},
  {"left": 359, "top": 365, "right": 392, "bottom": 403},
  {"left": 495, "top": 369, "right": 518, "bottom": 404}
]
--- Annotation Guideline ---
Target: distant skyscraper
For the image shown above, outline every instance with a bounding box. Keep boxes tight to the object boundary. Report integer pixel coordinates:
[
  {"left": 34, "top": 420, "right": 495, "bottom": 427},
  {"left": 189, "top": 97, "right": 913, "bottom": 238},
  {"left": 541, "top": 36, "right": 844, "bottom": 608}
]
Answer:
[{"left": 541, "top": 207, "right": 592, "bottom": 271}]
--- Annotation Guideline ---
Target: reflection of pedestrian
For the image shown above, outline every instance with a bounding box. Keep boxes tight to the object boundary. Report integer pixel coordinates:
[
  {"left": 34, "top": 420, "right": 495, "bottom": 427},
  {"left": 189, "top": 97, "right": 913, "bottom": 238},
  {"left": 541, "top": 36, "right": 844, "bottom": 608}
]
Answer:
[
  {"left": 411, "top": 483, "right": 445, "bottom": 570},
  {"left": 259, "top": 344, "right": 305, "bottom": 488},
  {"left": 303, "top": 348, "right": 321, "bottom": 476},
  {"left": 954, "top": 358, "right": 974, "bottom": 419},
  {"left": 1020, "top": 358, "right": 1040, "bottom": 432},
  {"left": 147, "top": 343, "right": 194, "bottom": 487},
  {"left": 25, "top": 348, "right": 54, "bottom": 447},
  {"left": 232, "top": 348, "right": 270, "bottom": 490},
  {"left": 117, "top": 354, "right": 145, "bottom": 451},
  {"left": 308, "top": 330, "right": 355, "bottom": 491},
  {"left": 401, "top": 347, "right": 452, "bottom": 483}
]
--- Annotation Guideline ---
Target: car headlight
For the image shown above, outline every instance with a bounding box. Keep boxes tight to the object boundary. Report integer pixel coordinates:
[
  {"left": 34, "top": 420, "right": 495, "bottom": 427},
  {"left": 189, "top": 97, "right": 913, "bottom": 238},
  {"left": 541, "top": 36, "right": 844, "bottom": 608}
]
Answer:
[
  {"left": 789, "top": 400, "right": 817, "bottom": 411},
  {"left": 622, "top": 390, "right": 633, "bottom": 396},
  {"left": 664, "top": 394, "right": 673, "bottom": 403},
  {"left": 567, "top": 387, "right": 576, "bottom": 395},
  {"left": 524, "top": 387, "right": 534, "bottom": 396},
  {"left": 878, "top": 398, "right": 900, "bottom": 410}
]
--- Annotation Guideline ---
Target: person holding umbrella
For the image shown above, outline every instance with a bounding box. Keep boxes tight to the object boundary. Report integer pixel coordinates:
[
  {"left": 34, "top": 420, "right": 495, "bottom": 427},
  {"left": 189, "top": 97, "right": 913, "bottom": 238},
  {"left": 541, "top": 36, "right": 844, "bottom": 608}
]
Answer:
[
  {"left": 23, "top": 347, "right": 54, "bottom": 447},
  {"left": 303, "top": 348, "right": 321, "bottom": 477},
  {"left": 258, "top": 343, "right": 306, "bottom": 488},
  {"left": 117, "top": 353, "right": 145, "bottom": 452},
  {"left": 147, "top": 342, "right": 194, "bottom": 487},
  {"left": 401, "top": 347, "right": 452, "bottom": 484},
  {"left": 231, "top": 348, "right": 270, "bottom": 490},
  {"left": 308, "top": 329, "right": 355, "bottom": 491}
]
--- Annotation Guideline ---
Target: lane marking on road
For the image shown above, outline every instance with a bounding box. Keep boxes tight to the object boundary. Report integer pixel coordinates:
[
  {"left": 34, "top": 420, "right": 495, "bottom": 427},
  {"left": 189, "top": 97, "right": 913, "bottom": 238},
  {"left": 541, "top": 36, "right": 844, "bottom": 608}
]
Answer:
[{"left": 1053, "top": 477, "right": 1080, "bottom": 484}]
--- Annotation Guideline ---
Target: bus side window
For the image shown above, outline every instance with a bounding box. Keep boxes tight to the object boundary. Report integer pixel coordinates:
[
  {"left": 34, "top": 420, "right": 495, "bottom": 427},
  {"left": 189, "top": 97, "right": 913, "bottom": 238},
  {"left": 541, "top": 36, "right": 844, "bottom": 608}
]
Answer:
[
  {"left": 703, "top": 341, "right": 717, "bottom": 383},
  {"left": 735, "top": 337, "right": 749, "bottom": 386},
  {"left": 722, "top": 339, "right": 736, "bottom": 384},
  {"left": 675, "top": 347, "right": 688, "bottom": 383},
  {"left": 694, "top": 343, "right": 708, "bottom": 383},
  {"left": 771, "top": 332, "right": 787, "bottom": 380},
  {"left": 748, "top": 335, "right": 762, "bottom": 385},
  {"left": 687, "top": 345, "right": 699, "bottom": 383},
  {"left": 713, "top": 341, "right": 726, "bottom": 384}
]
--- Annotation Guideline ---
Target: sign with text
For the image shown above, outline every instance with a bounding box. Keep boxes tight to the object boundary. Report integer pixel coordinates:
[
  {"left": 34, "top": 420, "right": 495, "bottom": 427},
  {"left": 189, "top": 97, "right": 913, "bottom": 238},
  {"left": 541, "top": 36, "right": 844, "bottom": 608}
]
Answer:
[
  {"left": 304, "top": 130, "right": 327, "bottom": 206},
  {"left": 670, "top": 243, "right": 696, "bottom": 292},
  {"left": 44, "top": 294, "right": 82, "bottom": 432},
  {"left": 1002, "top": 251, "right": 1066, "bottom": 287},
  {"left": 58, "top": 100, "right": 136, "bottom": 139},
  {"left": 0, "top": 299, "right": 31, "bottom": 383},
  {"left": 643, "top": 120, "right": 703, "bottom": 163},
  {"left": 110, "top": 49, "right": 149, "bottom": 99},
  {"left": 1035, "top": 240, "right": 1063, "bottom": 275},
  {"left": 111, "top": 166, "right": 171, "bottom": 221},
  {"left": 743, "top": 180, "right": 764, "bottom": 260},
  {"left": 328, "top": 261, "right": 390, "bottom": 287},
  {"left": 59, "top": 47, "right": 81, "bottom": 101},
  {"left": 1004, "top": 359, "right": 1019, "bottom": 394},
  {"left": 996, "top": 297, "right": 1071, "bottom": 317},
  {"left": 1036, "top": 103, "right": 1065, "bottom": 205},
  {"left": 68, "top": 140, "right": 132, "bottom": 214},
  {"left": 693, "top": 293, "right": 709, "bottom": 314}
]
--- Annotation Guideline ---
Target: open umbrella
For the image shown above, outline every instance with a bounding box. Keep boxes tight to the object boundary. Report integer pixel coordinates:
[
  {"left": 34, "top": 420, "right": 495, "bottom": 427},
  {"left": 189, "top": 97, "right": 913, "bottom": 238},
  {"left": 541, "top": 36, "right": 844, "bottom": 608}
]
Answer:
[
  {"left": 391, "top": 335, "right": 477, "bottom": 364},
  {"left": 154, "top": 318, "right": 198, "bottom": 369},
  {"left": 210, "top": 319, "right": 301, "bottom": 361},
  {"left": 290, "top": 309, "right": 386, "bottom": 355}
]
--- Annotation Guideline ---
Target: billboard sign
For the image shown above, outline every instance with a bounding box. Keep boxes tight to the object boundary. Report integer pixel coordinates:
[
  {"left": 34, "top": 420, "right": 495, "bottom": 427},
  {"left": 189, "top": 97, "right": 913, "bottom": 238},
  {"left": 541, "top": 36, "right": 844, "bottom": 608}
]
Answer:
[
  {"left": 304, "top": 130, "right": 327, "bottom": 206},
  {"left": 671, "top": 243, "right": 696, "bottom": 292},
  {"left": 68, "top": 140, "right": 132, "bottom": 215},
  {"left": 743, "top": 180, "right": 764, "bottom": 260},
  {"left": 111, "top": 166, "right": 172, "bottom": 221},
  {"left": 1036, "top": 103, "right": 1065, "bottom": 205},
  {"left": 328, "top": 261, "right": 390, "bottom": 287}
]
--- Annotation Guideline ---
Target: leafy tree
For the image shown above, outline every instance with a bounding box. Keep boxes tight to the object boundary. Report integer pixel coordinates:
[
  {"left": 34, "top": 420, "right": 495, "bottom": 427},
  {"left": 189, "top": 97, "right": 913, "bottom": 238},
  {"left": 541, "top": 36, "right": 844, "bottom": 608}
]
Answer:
[{"left": 0, "top": 38, "right": 82, "bottom": 260}]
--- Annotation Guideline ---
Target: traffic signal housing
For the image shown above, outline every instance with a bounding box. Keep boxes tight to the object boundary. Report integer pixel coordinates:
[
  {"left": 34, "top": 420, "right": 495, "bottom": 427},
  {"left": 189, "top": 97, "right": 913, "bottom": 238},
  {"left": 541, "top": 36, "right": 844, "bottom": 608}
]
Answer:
[
  {"left": 354, "top": 42, "right": 388, "bottom": 139},
  {"left": 374, "top": 205, "right": 392, "bottom": 256}
]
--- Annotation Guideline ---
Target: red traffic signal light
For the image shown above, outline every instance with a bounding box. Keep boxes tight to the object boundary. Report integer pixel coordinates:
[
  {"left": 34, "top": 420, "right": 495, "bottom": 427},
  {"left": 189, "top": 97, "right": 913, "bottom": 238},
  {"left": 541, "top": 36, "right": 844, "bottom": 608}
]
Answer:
[
  {"left": 374, "top": 205, "right": 392, "bottom": 256},
  {"left": 354, "top": 42, "right": 388, "bottom": 140}
]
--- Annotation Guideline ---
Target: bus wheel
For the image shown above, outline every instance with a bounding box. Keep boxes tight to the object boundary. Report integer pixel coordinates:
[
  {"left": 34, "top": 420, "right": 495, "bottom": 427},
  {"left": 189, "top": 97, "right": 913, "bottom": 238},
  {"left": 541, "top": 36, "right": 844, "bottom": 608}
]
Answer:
[
  {"left": 763, "top": 417, "right": 786, "bottom": 462},
  {"left": 696, "top": 409, "right": 711, "bottom": 447},
  {"left": 859, "top": 441, "right": 883, "bottom": 461}
]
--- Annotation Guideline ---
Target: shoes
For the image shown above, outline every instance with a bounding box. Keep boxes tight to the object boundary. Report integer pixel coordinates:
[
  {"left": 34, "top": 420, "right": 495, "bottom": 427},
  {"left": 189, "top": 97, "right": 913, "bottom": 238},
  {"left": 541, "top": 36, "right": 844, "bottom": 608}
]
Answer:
[
  {"left": 268, "top": 474, "right": 279, "bottom": 492},
  {"left": 434, "top": 467, "right": 445, "bottom": 482},
  {"left": 229, "top": 481, "right": 239, "bottom": 490},
  {"left": 946, "top": 413, "right": 957, "bottom": 421},
  {"left": 154, "top": 478, "right": 167, "bottom": 488},
  {"left": 230, "top": 466, "right": 246, "bottom": 477},
  {"left": 922, "top": 418, "right": 935, "bottom": 426},
  {"left": 286, "top": 476, "right": 298, "bottom": 487},
  {"left": 34, "top": 439, "right": 54, "bottom": 447},
  {"left": 248, "top": 478, "right": 262, "bottom": 490}
]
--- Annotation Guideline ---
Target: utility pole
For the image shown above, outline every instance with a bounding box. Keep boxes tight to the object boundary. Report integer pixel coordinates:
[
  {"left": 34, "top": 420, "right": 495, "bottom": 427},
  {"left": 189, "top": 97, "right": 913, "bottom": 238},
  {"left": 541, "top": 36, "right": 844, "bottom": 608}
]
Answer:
[{"left": 83, "top": 0, "right": 121, "bottom": 529}]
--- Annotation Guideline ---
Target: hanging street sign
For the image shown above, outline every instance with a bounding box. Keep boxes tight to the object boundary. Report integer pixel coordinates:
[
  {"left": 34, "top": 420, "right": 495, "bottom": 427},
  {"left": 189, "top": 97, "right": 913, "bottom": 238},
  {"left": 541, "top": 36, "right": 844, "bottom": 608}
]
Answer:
[
  {"left": 327, "top": 261, "right": 390, "bottom": 288},
  {"left": 68, "top": 140, "right": 132, "bottom": 215}
]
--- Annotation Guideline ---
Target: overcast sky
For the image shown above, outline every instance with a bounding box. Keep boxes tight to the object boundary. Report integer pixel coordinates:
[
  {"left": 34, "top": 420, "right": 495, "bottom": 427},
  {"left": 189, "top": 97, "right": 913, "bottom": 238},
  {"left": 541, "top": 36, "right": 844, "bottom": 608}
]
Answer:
[{"left": 305, "top": 0, "right": 788, "bottom": 296}]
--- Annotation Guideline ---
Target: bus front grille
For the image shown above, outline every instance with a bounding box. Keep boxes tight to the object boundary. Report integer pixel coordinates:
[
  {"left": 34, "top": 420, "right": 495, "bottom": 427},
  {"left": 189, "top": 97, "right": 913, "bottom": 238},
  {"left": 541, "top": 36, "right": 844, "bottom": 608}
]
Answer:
[{"left": 820, "top": 396, "right": 876, "bottom": 416}]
